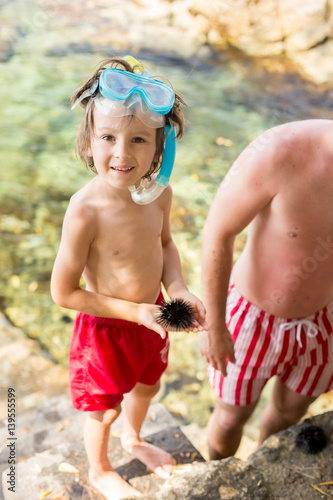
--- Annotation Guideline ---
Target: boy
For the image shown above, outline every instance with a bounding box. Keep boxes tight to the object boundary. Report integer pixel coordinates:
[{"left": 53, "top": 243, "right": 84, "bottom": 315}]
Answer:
[
  {"left": 200, "top": 119, "right": 333, "bottom": 459},
  {"left": 51, "top": 55, "right": 206, "bottom": 500}
]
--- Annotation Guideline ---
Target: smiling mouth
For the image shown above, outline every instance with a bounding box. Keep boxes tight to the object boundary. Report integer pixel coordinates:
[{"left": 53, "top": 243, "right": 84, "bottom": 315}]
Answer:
[{"left": 111, "top": 166, "right": 134, "bottom": 172}]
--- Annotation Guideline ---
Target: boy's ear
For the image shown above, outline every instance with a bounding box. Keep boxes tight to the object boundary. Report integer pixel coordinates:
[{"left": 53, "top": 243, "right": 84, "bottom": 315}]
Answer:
[{"left": 86, "top": 144, "right": 92, "bottom": 157}]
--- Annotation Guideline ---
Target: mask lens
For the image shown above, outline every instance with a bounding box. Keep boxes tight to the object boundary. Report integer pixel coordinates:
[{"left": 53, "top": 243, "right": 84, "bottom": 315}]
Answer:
[
  {"left": 99, "top": 69, "right": 175, "bottom": 113},
  {"left": 102, "top": 71, "right": 135, "bottom": 98}
]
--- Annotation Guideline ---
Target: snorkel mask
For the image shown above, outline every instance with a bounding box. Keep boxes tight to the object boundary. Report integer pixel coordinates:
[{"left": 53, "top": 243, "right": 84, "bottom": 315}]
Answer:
[{"left": 72, "top": 56, "right": 177, "bottom": 205}]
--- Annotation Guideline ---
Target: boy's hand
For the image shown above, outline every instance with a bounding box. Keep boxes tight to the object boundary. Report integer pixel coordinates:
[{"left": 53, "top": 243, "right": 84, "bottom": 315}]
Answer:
[
  {"left": 170, "top": 291, "right": 208, "bottom": 332},
  {"left": 136, "top": 292, "right": 207, "bottom": 337},
  {"left": 137, "top": 304, "right": 168, "bottom": 339}
]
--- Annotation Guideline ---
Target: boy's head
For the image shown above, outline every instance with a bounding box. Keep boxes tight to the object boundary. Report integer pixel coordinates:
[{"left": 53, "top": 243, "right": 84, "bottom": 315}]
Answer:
[{"left": 71, "top": 56, "right": 186, "bottom": 177}]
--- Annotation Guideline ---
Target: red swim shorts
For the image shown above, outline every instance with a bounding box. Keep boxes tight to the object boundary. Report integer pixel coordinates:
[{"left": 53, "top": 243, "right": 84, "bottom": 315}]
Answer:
[
  {"left": 69, "top": 291, "right": 169, "bottom": 411},
  {"left": 208, "top": 280, "right": 333, "bottom": 406}
]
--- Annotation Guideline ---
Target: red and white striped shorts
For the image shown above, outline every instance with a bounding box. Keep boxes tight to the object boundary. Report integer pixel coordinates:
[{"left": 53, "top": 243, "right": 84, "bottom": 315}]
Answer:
[{"left": 208, "top": 280, "right": 333, "bottom": 406}]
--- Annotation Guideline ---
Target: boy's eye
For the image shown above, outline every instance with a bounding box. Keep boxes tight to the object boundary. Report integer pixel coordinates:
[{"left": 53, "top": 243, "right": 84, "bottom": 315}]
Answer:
[
  {"left": 102, "top": 135, "right": 115, "bottom": 141},
  {"left": 133, "top": 137, "right": 145, "bottom": 143}
]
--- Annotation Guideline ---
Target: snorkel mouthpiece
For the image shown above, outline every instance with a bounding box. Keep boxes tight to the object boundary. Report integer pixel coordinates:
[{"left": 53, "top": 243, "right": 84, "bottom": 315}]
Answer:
[{"left": 129, "top": 125, "right": 176, "bottom": 205}]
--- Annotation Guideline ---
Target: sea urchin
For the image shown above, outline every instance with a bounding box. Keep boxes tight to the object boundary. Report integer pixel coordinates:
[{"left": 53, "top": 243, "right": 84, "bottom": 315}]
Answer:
[
  {"left": 156, "top": 298, "right": 196, "bottom": 331},
  {"left": 294, "top": 424, "right": 328, "bottom": 454}
]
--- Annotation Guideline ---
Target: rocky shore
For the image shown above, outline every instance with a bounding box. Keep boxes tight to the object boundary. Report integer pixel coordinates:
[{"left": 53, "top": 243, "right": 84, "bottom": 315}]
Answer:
[
  {"left": 1, "top": 0, "right": 333, "bottom": 84},
  {"left": 1, "top": 314, "right": 333, "bottom": 499},
  {"left": 1, "top": 378, "right": 332, "bottom": 499}
]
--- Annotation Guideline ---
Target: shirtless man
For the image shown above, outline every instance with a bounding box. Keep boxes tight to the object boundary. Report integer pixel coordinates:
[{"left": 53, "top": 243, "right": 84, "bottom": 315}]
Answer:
[{"left": 200, "top": 119, "right": 333, "bottom": 459}]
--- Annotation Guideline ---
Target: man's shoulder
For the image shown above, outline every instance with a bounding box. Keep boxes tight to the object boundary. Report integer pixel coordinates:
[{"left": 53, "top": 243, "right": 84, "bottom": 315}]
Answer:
[{"left": 266, "top": 119, "right": 333, "bottom": 146}]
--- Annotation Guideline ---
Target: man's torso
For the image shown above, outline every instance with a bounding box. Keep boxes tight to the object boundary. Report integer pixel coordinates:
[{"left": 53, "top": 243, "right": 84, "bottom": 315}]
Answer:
[{"left": 233, "top": 120, "right": 333, "bottom": 318}]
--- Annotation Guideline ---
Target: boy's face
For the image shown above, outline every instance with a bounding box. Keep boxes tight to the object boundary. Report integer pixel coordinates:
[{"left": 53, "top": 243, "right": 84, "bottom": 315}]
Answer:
[{"left": 87, "top": 107, "right": 157, "bottom": 190}]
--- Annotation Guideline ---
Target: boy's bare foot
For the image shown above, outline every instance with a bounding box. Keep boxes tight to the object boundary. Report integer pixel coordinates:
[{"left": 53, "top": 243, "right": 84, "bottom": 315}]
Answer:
[
  {"left": 121, "top": 437, "right": 173, "bottom": 479},
  {"left": 89, "top": 469, "right": 143, "bottom": 500}
]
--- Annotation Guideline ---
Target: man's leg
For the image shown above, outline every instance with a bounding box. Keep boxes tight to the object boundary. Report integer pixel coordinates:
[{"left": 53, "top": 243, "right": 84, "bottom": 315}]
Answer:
[
  {"left": 258, "top": 377, "right": 317, "bottom": 447},
  {"left": 207, "top": 398, "right": 258, "bottom": 459},
  {"left": 121, "top": 381, "right": 173, "bottom": 478}
]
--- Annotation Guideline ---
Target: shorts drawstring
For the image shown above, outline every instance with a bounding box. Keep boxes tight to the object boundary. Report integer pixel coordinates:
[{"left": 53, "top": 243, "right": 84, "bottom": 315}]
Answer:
[{"left": 279, "top": 319, "right": 321, "bottom": 348}]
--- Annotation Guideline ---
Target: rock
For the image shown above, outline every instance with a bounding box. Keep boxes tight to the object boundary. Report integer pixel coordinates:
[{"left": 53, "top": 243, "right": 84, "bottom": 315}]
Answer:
[
  {"left": 0, "top": 313, "right": 68, "bottom": 418},
  {"left": 248, "top": 412, "right": 333, "bottom": 499},
  {"left": 153, "top": 458, "right": 268, "bottom": 499},
  {"left": 3, "top": 0, "right": 333, "bottom": 82},
  {"left": 0, "top": 308, "right": 332, "bottom": 499},
  {"left": 134, "top": 411, "right": 333, "bottom": 499},
  {"left": 281, "top": 0, "right": 329, "bottom": 51},
  {"left": 1, "top": 400, "right": 205, "bottom": 499},
  {"left": 291, "top": 40, "right": 333, "bottom": 83},
  {"left": 183, "top": 0, "right": 333, "bottom": 83},
  {"left": 2, "top": 395, "right": 332, "bottom": 499}
]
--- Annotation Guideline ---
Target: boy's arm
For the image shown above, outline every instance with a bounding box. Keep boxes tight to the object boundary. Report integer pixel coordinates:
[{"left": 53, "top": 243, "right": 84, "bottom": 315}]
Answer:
[
  {"left": 201, "top": 131, "right": 282, "bottom": 375},
  {"left": 51, "top": 198, "right": 167, "bottom": 337},
  {"left": 160, "top": 186, "right": 207, "bottom": 331}
]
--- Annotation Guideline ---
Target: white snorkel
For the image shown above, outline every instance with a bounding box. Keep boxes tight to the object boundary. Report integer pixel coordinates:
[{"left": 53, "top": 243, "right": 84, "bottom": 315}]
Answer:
[{"left": 128, "top": 124, "right": 176, "bottom": 205}]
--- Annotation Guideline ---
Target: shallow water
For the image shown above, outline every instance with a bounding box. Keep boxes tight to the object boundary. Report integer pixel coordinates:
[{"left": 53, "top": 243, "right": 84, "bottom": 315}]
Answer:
[{"left": 1, "top": 40, "right": 333, "bottom": 427}]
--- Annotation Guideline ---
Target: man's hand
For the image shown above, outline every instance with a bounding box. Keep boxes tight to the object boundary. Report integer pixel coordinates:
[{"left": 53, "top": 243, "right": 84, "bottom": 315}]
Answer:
[{"left": 199, "top": 326, "right": 235, "bottom": 377}]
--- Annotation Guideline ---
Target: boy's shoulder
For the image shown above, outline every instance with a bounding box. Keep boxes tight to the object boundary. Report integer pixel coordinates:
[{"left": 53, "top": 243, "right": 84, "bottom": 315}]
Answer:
[
  {"left": 70, "top": 176, "right": 103, "bottom": 207},
  {"left": 65, "top": 179, "right": 99, "bottom": 224},
  {"left": 156, "top": 182, "right": 173, "bottom": 209}
]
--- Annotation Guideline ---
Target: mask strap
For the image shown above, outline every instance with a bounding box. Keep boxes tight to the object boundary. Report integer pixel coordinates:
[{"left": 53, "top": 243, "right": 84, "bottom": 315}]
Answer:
[{"left": 71, "top": 79, "right": 99, "bottom": 110}]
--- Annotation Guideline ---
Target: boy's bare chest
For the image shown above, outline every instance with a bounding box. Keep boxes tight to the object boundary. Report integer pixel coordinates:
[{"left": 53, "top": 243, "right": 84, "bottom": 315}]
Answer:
[{"left": 91, "top": 206, "right": 163, "bottom": 258}]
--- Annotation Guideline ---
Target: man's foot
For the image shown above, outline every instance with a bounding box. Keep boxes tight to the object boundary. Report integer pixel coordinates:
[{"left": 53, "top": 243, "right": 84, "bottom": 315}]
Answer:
[
  {"left": 121, "top": 437, "right": 173, "bottom": 479},
  {"left": 89, "top": 469, "right": 143, "bottom": 500}
]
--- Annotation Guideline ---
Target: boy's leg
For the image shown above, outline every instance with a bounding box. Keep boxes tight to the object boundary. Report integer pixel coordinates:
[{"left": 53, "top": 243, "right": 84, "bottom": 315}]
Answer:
[
  {"left": 207, "top": 398, "right": 258, "bottom": 459},
  {"left": 258, "top": 378, "right": 317, "bottom": 446},
  {"left": 121, "top": 381, "right": 173, "bottom": 478},
  {"left": 84, "top": 407, "right": 143, "bottom": 499}
]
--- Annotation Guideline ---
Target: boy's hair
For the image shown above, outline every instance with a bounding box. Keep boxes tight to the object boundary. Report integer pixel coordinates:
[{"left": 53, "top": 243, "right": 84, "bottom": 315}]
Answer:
[{"left": 71, "top": 57, "right": 186, "bottom": 177}]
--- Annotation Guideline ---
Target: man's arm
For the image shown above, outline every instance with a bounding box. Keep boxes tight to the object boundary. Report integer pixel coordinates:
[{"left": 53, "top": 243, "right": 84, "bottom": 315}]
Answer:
[
  {"left": 50, "top": 198, "right": 167, "bottom": 337},
  {"left": 201, "top": 130, "right": 281, "bottom": 374}
]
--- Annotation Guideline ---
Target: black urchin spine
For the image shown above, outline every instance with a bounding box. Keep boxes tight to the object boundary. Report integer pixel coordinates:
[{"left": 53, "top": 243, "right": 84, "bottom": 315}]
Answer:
[{"left": 156, "top": 298, "right": 195, "bottom": 331}]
